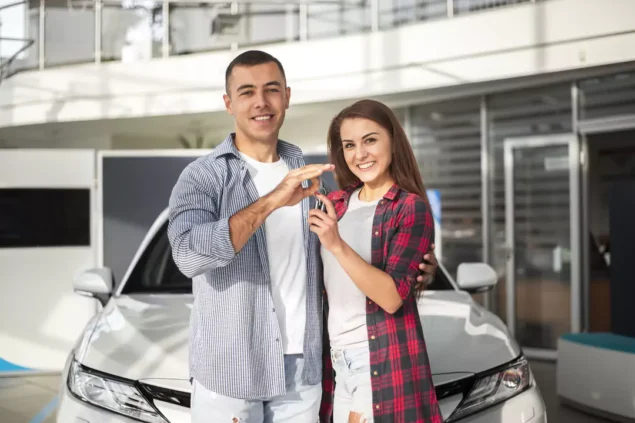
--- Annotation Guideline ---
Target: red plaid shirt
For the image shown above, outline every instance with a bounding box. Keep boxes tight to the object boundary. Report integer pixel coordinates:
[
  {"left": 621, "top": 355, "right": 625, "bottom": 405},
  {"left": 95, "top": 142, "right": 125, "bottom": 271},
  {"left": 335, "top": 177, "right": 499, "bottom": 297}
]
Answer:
[{"left": 319, "top": 183, "right": 443, "bottom": 423}]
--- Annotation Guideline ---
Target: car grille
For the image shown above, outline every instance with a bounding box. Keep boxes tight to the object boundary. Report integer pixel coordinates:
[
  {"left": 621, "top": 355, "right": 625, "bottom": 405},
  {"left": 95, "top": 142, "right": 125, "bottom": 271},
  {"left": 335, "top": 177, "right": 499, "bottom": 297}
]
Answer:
[
  {"left": 138, "top": 376, "right": 473, "bottom": 411},
  {"left": 138, "top": 382, "right": 191, "bottom": 409},
  {"left": 435, "top": 376, "right": 474, "bottom": 401}
]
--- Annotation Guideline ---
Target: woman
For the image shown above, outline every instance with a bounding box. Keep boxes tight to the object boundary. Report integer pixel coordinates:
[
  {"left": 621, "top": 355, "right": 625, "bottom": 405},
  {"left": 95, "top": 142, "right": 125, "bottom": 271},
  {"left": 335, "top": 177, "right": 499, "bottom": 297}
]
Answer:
[{"left": 308, "top": 99, "right": 442, "bottom": 423}]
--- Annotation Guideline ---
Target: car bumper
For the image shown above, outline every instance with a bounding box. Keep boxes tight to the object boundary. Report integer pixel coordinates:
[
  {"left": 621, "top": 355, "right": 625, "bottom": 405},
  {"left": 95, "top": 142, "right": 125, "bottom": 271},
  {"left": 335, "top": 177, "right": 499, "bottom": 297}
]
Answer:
[
  {"left": 456, "top": 382, "right": 547, "bottom": 423},
  {"left": 58, "top": 382, "right": 546, "bottom": 423},
  {"left": 58, "top": 352, "right": 546, "bottom": 423}
]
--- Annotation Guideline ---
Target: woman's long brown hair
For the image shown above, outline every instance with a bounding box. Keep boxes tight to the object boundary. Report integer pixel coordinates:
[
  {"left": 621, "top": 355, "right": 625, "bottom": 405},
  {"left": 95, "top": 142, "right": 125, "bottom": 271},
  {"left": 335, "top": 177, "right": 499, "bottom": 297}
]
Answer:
[
  {"left": 327, "top": 99, "right": 433, "bottom": 294},
  {"left": 327, "top": 99, "right": 429, "bottom": 206}
]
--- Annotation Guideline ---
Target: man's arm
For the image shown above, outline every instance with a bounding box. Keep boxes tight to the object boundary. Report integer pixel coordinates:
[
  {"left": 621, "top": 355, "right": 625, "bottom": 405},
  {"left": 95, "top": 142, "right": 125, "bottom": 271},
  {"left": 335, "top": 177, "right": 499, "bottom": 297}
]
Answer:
[
  {"left": 229, "top": 163, "right": 334, "bottom": 252},
  {"left": 167, "top": 163, "right": 237, "bottom": 278},
  {"left": 168, "top": 161, "right": 333, "bottom": 278},
  {"left": 226, "top": 196, "right": 277, "bottom": 254}
]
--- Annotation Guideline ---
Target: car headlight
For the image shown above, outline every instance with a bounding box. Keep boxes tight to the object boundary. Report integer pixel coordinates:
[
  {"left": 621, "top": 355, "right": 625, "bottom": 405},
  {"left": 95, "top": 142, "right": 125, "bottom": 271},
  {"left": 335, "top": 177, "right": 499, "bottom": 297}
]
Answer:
[
  {"left": 447, "top": 356, "right": 531, "bottom": 422},
  {"left": 68, "top": 358, "right": 167, "bottom": 423}
]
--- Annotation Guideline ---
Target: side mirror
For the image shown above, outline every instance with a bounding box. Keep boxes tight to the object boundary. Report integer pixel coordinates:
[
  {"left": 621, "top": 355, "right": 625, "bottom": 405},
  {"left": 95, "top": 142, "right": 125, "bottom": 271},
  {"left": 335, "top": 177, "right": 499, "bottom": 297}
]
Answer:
[
  {"left": 73, "top": 268, "right": 114, "bottom": 306},
  {"left": 456, "top": 263, "right": 498, "bottom": 293}
]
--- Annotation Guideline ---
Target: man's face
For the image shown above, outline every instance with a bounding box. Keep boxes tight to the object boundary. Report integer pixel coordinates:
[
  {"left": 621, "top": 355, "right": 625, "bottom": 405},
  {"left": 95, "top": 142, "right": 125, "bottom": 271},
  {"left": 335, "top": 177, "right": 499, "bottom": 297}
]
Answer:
[{"left": 223, "top": 62, "right": 291, "bottom": 144}]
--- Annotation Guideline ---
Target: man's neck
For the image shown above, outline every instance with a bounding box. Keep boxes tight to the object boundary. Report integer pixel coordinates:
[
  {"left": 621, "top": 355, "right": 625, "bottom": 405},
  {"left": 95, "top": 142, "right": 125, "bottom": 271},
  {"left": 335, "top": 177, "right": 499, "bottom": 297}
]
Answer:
[{"left": 234, "top": 131, "right": 279, "bottom": 163}]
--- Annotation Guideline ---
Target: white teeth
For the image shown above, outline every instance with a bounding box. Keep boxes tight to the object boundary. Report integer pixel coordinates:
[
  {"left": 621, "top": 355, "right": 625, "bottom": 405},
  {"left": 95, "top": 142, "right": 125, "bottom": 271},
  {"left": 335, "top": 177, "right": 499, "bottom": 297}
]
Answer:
[
  {"left": 254, "top": 115, "right": 271, "bottom": 121},
  {"left": 358, "top": 162, "right": 375, "bottom": 169}
]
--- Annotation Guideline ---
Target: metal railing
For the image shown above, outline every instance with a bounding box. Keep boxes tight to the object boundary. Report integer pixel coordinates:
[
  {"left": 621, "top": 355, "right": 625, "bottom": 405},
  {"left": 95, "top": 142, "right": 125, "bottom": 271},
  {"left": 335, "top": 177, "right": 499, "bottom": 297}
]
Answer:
[
  {"left": 0, "top": 0, "right": 35, "bottom": 82},
  {"left": 0, "top": 0, "right": 541, "bottom": 77}
]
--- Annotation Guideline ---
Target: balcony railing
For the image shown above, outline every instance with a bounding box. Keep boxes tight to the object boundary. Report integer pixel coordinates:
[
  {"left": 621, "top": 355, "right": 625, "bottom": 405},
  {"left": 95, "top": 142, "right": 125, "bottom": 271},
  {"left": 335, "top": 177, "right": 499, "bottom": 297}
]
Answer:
[{"left": 0, "top": 0, "right": 540, "bottom": 76}]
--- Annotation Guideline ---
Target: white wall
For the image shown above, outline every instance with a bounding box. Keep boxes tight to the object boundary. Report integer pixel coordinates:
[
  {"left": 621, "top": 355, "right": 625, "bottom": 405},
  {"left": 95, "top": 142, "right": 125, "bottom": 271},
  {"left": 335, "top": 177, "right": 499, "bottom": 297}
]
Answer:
[
  {"left": 1, "top": 134, "right": 112, "bottom": 149},
  {"left": 0, "top": 150, "right": 99, "bottom": 373},
  {"left": 2, "top": 0, "right": 635, "bottom": 129}
]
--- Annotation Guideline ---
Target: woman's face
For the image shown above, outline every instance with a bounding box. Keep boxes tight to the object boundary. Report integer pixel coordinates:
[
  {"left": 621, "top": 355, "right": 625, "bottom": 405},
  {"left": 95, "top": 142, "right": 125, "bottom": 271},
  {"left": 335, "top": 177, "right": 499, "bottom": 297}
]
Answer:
[{"left": 340, "top": 117, "right": 393, "bottom": 186}]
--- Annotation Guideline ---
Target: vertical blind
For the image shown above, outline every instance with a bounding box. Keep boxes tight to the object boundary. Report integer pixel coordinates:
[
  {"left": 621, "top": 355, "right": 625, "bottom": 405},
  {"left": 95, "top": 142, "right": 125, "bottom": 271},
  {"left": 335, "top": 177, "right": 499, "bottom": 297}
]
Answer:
[{"left": 409, "top": 98, "right": 483, "bottom": 278}]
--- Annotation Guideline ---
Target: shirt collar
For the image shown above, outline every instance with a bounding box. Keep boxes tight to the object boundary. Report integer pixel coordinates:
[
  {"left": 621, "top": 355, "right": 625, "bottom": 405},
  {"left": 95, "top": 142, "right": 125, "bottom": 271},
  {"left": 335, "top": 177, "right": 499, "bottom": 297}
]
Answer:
[
  {"left": 211, "top": 133, "right": 303, "bottom": 161},
  {"left": 333, "top": 181, "right": 401, "bottom": 202}
]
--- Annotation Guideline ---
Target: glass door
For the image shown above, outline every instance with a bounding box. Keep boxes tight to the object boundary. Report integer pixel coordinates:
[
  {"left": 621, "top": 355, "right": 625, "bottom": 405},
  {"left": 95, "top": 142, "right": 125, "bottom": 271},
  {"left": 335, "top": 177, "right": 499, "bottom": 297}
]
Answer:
[{"left": 504, "top": 134, "right": 581, "bottom": 359}]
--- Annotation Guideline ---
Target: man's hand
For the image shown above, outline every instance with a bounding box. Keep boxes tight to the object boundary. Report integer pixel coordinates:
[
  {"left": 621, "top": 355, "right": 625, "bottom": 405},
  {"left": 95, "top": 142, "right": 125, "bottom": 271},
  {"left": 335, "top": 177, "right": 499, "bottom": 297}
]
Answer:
[
  {"left": 226, "top": 163, "right": 334, "bottom": 255},
  {"left": 267, "top": 164, "right": 334, "bottom": 209},
  {"left": 415, "top": 244, "right": 437, "bottom": 291}
]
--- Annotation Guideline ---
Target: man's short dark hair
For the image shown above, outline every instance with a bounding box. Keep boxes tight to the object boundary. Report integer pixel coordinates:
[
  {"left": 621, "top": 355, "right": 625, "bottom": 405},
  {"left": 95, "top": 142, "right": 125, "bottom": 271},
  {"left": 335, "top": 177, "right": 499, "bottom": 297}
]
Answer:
[{"left": 225, "top": 50, "right": 286, "bottom": 94}]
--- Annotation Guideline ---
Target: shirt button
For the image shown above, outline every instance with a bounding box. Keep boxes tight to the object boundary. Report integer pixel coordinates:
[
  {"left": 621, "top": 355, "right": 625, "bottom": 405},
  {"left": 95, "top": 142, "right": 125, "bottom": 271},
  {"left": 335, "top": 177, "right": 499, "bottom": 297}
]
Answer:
[
  {"left": 374, "top": 231, "right": 379, "bottom": 236},
  {"left": 272, "top": 308, "right": 276, "bottom": 312},
  {"left": 368, "top": 300, "right": 372, "bottom": 305},
  {"left": 373, "top": 371, "right": 378, "bottom": 376},
  {"left": 371, "top": 335, "right": 376, "bottom": 340},
  {"left": 275, "top": 338, "right": 280, "bottom": 342},
  {"left": 375, "top": 405, "right": 380, "bottom": 410}
]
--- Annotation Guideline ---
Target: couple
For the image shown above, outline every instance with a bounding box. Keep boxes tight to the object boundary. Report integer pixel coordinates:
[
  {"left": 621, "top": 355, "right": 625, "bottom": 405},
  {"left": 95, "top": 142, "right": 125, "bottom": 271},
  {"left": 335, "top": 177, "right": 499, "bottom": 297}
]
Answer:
[{"left": 167, "top": 50, "right": 442, "bottom": 423}]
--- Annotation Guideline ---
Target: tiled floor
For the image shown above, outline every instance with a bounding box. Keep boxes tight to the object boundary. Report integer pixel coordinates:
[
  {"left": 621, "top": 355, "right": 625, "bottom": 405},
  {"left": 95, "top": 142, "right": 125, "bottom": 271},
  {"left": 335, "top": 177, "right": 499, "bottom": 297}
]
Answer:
[
  {"left": 529, "top": 360, "right": 613, "bottom": 423},
  {"left": 0, "top": 361, "right": 617, "bottom": 422},
  {"left": 0, "top": 375, "right": 59, "bottom": 423}
]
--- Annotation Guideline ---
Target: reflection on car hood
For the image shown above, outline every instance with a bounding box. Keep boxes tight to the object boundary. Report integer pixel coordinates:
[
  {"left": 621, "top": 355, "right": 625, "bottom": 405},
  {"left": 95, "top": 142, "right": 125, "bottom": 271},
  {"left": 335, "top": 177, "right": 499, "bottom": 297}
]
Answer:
[{"left": 78, "top": 291, "right": 520, "bottom": 389}]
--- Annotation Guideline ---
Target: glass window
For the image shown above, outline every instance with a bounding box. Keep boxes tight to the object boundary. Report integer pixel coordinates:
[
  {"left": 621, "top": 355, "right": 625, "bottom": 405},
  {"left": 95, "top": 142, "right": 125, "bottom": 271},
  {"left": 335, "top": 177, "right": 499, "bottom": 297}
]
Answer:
[
  {"left": 121, "top": 222, "right": 455, "bottom": 294},
  {"left": 122, "top": 223, "right": 190, "bottom": 294},
  {"left": 308, "top": 1, "right": 371, "bottom": 39},
  {"left": 409, "top": 98, "right": 483, "bottom": 280},
  {"left": 379, "top": 0, "right": 447, "bottom": 30},
  {"left": 1, "top": 0, "right": 40, "bottom": 74},
  {"left": 170, "top": 3, "right": 238, "bottom": 54},
  {"left": 245, "top": 3, "right": 296, "bottom": 45},
  {"left": 580, "top": 71, "right": 635, "bottom": 120},
  {"left": 102, "top": 0, "right": 163, "bottom": 62},
  {"left": 45, "top": 0, "right": 95, "bottom": 66},
  {"left": 488, "top": 83, "right": 572, "bottom": 347},
  {"left": 453, "top": 0, "right": 532, "bottom": 16},
  {"left": 0, "top": 188, "right": 90, "bottom": 248}
]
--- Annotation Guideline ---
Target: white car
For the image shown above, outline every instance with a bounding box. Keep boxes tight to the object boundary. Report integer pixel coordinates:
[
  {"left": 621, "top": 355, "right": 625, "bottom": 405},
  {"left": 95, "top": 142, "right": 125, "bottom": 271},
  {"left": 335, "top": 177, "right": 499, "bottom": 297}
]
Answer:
[{"left": 57, "top": 209, "right": 547, "bottom": 423}]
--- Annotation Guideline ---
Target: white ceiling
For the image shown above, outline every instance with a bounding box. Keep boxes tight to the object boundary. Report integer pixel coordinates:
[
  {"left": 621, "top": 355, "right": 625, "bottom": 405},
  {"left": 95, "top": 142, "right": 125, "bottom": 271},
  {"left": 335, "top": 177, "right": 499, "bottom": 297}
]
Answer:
[
  {"left": 0, "top": 87, "right": 468, "bottom": 148},
  {"left": 0, "top": 96, "right": 359, "bottom": 146}
]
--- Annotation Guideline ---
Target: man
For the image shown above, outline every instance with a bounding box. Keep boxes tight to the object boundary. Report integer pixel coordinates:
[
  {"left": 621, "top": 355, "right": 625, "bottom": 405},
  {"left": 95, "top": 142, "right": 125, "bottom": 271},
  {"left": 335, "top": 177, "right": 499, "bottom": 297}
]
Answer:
[{"left": 167, "top": 50, "right": 438, "bottom": 423}]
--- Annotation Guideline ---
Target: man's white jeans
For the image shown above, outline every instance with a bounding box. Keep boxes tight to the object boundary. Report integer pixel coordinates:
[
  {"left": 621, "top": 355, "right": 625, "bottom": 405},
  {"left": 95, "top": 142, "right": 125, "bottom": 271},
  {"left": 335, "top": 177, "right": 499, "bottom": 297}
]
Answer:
[{"left": 191, "top": 354, "right": 322, "bottom": 423}]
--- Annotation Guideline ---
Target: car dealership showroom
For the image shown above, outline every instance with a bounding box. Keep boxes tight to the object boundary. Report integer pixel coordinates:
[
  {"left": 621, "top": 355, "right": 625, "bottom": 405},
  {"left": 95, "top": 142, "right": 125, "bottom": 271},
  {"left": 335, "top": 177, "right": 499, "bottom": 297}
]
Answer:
[{"left": 2, "top": 0, "right": 635, "bottom": 422}]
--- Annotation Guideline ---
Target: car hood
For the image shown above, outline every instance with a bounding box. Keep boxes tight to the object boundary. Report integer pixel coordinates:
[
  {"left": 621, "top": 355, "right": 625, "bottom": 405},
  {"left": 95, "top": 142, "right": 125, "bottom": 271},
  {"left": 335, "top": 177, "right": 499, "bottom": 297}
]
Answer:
[{"left": 77, "top": 291, "right": 520, "bottom": 390}]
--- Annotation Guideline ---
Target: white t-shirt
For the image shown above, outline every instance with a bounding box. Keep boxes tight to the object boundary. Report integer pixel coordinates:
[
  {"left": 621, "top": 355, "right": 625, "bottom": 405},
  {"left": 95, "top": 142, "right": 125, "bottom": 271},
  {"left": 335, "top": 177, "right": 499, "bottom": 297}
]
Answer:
[
  {"left": 239, "top": 152, "right": 307, "bottom": 355},
  {"left": 322, "top": 188, "right": 380, "bottom": 349}
]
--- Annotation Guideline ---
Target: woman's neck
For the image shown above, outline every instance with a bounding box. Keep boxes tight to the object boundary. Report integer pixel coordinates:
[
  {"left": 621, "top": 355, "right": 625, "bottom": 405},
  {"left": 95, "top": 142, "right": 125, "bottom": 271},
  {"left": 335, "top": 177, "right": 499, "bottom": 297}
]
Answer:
[{"left": 359, "top": 177, "right": 395, "bottom": 202}]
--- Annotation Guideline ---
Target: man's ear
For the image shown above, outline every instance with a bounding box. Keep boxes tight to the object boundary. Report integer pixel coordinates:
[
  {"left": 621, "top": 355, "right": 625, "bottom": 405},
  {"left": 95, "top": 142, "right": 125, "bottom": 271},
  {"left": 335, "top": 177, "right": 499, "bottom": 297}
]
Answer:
[
  {"left": 285, "top": 86, "right": 291, "bottom": 109},
  {"left": 223, "top": 93, "right": 233, "bottom": 115}
]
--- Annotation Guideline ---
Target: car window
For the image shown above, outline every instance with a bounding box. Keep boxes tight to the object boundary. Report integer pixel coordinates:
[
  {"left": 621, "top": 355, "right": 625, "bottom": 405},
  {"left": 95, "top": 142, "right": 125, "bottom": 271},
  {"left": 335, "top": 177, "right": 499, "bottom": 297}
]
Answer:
[
  {"left": 122, "top": 223, "right": 191, "bottom": 294},
  {"left": 121, "top": 223, "right": 454, "bottom": 294}
]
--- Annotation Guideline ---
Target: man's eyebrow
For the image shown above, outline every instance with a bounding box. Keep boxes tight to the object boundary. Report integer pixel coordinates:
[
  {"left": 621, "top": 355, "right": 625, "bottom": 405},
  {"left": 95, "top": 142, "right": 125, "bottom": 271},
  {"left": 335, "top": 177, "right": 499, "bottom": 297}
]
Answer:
[
  {"left": 342, "top": 132, "right": 379, "bottom": 142},
  {"left": 236, "top": 81, "right": 282, "bottom": 92},
  {"left": 236, "top": 84, "right": 255, "bottom": 92}
]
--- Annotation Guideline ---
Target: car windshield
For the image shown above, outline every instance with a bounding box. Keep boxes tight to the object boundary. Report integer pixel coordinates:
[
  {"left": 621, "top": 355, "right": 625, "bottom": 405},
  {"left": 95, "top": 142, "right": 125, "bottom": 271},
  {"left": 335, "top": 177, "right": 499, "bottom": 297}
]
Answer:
[{"left": 121, "top": 223, "right": 454, "bottom": 294}]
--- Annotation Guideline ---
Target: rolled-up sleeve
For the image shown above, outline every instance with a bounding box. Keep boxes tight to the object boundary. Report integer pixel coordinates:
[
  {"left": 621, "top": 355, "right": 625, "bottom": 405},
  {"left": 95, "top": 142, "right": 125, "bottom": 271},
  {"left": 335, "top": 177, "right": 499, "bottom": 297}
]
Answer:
[
  {"left": 385, "top": 196, "right": 434, "bottom": 300},
  {"left": 167, "top": 162, "right": 236, "bottom": 278}
]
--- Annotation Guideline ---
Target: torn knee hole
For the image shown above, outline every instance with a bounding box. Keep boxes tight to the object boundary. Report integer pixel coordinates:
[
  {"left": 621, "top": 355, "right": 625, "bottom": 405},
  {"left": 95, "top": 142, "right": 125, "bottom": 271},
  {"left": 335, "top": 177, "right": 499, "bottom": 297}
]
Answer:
[{"left": 231, "top": 418, "right": 241, "bottom": 423}]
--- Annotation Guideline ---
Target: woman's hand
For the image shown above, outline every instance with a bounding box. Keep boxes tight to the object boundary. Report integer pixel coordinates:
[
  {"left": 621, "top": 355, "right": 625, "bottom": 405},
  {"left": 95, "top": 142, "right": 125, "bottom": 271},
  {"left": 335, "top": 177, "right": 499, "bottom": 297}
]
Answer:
[{"left": 308, "top": 194, "right": 343, "bottom": 253}]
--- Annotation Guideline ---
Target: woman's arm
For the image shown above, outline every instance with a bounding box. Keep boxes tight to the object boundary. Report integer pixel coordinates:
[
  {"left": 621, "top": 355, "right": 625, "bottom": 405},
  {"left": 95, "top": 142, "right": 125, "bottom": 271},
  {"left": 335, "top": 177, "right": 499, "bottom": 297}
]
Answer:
[
  {"left": 309, "top": 194, "right": 434, "bottom": 314},
  {"left": 328, "top": 241, "right": 404, "bottom": 313}
]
